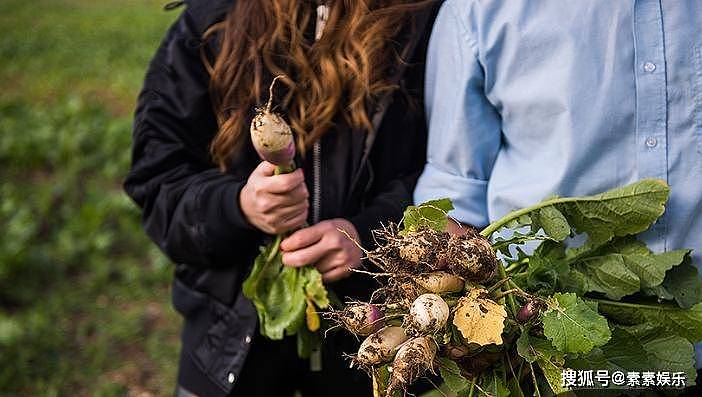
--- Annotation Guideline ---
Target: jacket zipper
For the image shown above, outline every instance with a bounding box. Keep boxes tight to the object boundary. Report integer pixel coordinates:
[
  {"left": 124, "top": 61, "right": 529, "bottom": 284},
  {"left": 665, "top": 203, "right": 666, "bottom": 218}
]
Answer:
[{"left": 312, "top": 140, "right": 322, "bottom": 224}]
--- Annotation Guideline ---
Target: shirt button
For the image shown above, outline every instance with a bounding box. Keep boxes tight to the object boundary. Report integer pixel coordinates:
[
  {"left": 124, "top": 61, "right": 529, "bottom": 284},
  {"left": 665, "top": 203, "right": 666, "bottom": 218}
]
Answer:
[
  {"left": 244, "top": 335, "right": 252, "bottom": 344},
  {"left": 228, "top": 372, "right": 236, "bottom": 384},
  {"left": 643, "top": 62, "right": 656, "bottom": 73},
  {"left": 645, "top": 136, "right": 658, "bottom": 148}
]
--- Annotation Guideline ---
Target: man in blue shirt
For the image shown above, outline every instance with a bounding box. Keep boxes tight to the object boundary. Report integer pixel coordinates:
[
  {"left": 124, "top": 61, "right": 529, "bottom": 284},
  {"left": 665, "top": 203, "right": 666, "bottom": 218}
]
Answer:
[{"left": 415, "top": 0, "right": 702, "bottom": 373}]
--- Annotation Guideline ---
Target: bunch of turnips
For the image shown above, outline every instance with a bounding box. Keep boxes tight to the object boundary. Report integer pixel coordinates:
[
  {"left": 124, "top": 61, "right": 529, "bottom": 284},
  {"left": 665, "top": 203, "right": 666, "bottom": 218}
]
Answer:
[
  {"left": 328, "top": 181, "right": 702, "bottom": 397},
  {"left": 241, "top": 77, "right": 702, "bottom": 396}
]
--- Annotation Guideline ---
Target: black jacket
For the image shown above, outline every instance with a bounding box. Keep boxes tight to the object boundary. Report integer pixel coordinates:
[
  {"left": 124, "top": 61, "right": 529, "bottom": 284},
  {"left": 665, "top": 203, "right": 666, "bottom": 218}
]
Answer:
[{"left": 124, "top": 0, "right": 439, "bottom": 395}]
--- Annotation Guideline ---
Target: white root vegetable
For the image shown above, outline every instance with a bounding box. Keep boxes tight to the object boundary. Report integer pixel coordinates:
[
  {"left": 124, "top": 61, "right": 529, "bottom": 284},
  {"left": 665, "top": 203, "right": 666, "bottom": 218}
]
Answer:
[
  {"left": 403, "top": 293, "right": 450, "bottom": 336},
  {"left": 249, "top": 75, "right": 295, "bottom": 170},
  {"left": 414, "top": 271, "right": 464, "bottom": 294},
  {"left": 356, "top": 326, "right": 408, "bottom": 367},
  {"left": 386, "top": 336, "right": 437, "bottom": 396},
  {"left": 338, "top": 302, "right": 384, "bottom": 336}
]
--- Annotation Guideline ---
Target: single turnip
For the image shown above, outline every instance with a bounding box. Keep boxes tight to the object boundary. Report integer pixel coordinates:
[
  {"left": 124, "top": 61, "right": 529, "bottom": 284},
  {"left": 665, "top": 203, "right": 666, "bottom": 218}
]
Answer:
[
  {"left": 336, "top": 302, "right": 384, "bottom": 336},
  {"left": 355, "top": 326, "right": 408, "bottom": 367},
  {"left": 386, "top": 336, "right": 437, "bottom": 396},
  {"left": 414, "top": 271, "right": 465, "bottom": 294},
  {"left": 249, "top": 75, "right": 295, "bottom": 172},
  {"left": 441, "top": 233, "right": 497, "bottom": 282},
  {"left": 403, "top": 293, "right": 449, "bottom": 336}
]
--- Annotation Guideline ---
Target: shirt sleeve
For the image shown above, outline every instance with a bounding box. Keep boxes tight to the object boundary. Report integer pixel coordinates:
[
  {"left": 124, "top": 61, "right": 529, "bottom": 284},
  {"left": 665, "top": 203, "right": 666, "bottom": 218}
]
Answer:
[{"left": 413, "top": 0, "right": 502, "bottom": 228}]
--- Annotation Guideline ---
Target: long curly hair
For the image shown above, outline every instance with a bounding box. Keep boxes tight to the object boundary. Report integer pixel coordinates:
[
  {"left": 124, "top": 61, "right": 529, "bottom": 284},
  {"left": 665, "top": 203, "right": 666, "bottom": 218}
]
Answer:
[{"left": 203, "top": 0, "right": 434, "bottom": 169}]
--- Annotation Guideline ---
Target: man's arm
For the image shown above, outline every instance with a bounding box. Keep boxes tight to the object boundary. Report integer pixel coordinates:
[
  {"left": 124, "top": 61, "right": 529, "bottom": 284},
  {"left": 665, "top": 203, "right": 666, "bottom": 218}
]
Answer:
[{"left": 414, "top": 0, "right": 502, "bottom": 230}]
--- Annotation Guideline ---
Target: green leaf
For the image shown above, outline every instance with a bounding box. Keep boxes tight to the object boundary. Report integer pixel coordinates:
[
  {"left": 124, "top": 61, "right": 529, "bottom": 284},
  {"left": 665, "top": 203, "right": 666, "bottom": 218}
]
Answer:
[
  {"left": 242, "top": 240, "right": 307, "bottom": 340},
  {"left": 572, "top": 254, "right": 640, "bottom": 300},
  {"left": 569, "top": 328, "right": 650, "bottom": 372},
  {"left": 596, "top": 300, "right": 702, "bottom": 342},
  {"left": 568, "top": 325, "right": 697, "bottom": 386},
  {"left": 478, "top": 371, "right": 510, "bottom": 397},
  {"left": 437, "top": 357, "right": 470, "bottom": 393},
  {"left": 566, "top": 335, "right": 647, "bottom": 392},
  {"left": 516, "top": 332, "right": 559, "bottom": 364},
  {"left": 302, "top": 266, "right": 329, "bottom": 308},
  {"left": 481, "top": 180, "right": 670, "bottom": 255},
  {"left": 536, "top": 357, "right": 570, "bottom": 396},
  {"left": 561, "top": 180, "right": 670, "bottom": 255},
  {"left": 402, "top": 198, "right": 454, "bottom": 234},
  {"left": 541, "top": 293, "right": 611, "bottom": 354},
  {"left": 641, "top": 335, "right": 697, "bottom": 384},
  {"left": 644, "top": 255, "right": 702, "bottom": 309},
  {"left": 524, "top": 241, "right": 569, "bottom": 294},
  {"left": 515, "top": 332, "right": 572, "bottom": 395},
  {"left": 561, "top": 237, "right": 686, "bottom": 300},
  {"left": 532, "top": 206, "right": 571, "bottom": 241}
]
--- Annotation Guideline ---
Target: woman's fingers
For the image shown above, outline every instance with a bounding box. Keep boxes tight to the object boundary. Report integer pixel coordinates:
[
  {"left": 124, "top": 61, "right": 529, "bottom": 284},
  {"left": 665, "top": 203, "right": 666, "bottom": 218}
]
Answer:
[
  {"left": 276, "top": 209, "right": 309, "bottom": 233},
  {"left": 240, "top": 162, "right": 308, "bottom": 234},
  {"left": 280, "top": 222, "right": 325, "bottom": 251},
  {"left": 321, "top": 266, "right": 351, "bottom": 283},
  {"left": 281, "top": 241, "right": 329, "bottom": 267},
  {"left": 265, "top": 169, "right": 305, "bottom": 194},
  {"left": 253, "top": 160, "right": 278, "bottom": 177}
]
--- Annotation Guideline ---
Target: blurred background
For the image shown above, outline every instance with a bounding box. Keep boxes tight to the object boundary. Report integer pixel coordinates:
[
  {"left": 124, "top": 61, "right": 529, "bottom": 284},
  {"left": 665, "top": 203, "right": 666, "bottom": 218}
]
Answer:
[{"left": 0, "top": 1, "right": 182, "bottom": 395}]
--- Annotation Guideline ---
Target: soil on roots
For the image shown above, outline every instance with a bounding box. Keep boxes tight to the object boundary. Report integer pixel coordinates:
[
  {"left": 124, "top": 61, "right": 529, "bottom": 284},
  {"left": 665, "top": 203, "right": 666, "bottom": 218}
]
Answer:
[{"left": 443, "top": 233, "right": 498, "bottom": 282}]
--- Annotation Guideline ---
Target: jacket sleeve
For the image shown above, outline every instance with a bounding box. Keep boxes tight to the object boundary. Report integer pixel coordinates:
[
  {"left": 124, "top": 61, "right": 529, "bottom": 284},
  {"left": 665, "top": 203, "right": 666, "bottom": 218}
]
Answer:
[
  {"left": 348, "top": 173, "right": 419, "bottom": 247},
  {"left": 124, "top": 10, "right": 259, "bottom": 268}
]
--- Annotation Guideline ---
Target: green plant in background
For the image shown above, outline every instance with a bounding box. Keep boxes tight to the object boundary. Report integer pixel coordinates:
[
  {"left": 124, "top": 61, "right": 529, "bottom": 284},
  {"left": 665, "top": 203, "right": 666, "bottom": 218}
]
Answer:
[{"left": 0, "top": 1, "right": 182, "bottom": 395}]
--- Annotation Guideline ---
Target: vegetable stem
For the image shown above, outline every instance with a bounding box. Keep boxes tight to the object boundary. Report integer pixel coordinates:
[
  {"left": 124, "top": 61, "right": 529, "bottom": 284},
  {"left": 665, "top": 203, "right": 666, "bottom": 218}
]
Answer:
[
  {"left": 480, "top": 196, "right": 579, "bottom": 237},
  {"left": 496, "top": 262, "right": 518, "bottom": 316},
  {"left": 528, "top": 362, "right": 542, "bottom": 397}
]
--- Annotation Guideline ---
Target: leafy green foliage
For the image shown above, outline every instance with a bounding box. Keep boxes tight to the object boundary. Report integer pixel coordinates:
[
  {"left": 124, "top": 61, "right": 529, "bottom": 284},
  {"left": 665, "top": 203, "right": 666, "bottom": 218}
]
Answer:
[
  {"left": 644, "top": 257, "right": 702, "bottom": 308},
  {"left": 478, "top": 373, "right": 510, "bottom": 397},
  {"left": 354, "top": 182, "right": 701, "bottom": 397},
  {"left": 304, "top": 266, "right": 330, "bottom": 308},
  {"left": 566, "top": 238, "right": 688, "bottom": 300},
  {"left": 401, "top": 198, "right": 454, "bottom": 234},
  {"left": 568, "top": 326, "right": 697, "bottom": 385},
  {"left": 597, "top": 300, "right": 702, "bottom": 341},
  {"left": 0, "top": 1, "right": 180, "bottom": 395},
  {"left": 243, "top": 240, "right": 329, "bottom": 340},
  {"left": 482, "top": 179, "right": 670, "bottom": 253},
  {"left": 437, "top": 357, "right": 469, "bottom": 394},
  {"left": 541, "top": 293, "right": 611, "bottom": 354},
  {"left": 531, "top": 205, "right": 571, "bottom": 241}
]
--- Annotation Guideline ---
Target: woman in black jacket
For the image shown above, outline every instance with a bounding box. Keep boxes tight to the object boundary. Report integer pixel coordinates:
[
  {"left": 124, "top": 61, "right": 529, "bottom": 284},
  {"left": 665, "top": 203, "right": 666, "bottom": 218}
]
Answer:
[{"left": 124, "top": 0, "right": 439, "bottom": 395}]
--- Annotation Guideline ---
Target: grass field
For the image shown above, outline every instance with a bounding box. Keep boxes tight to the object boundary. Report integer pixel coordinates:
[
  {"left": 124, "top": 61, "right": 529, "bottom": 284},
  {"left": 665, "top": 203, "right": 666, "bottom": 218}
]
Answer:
[{"left": 0, "top": 1, "right": 182, "bottom": 395}]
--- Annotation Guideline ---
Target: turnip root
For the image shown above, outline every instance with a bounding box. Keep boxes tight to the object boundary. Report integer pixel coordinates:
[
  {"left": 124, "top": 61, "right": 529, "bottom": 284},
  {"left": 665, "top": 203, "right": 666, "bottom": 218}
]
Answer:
[
  {"left": 386, "top": 336, "right": 437, "bottom": 396},
  {"left": 355, "top": 326, "right": 408, "bottom": 367},
  {"left": 403, "top": 293, "right": 449, "bottom": 336},
  {"left": 335, "top": 302, "right": 384, "bottom": 336},
  {"left": 250, "top": 75, "right": 295, "bottom": 171},
  {"left": 516, "top": 300, "right": 542, "bottom": 323},
  {"left": 397, "top": 228, "right": 450, "bottom": 270},
  {"left": 414, "top": 271, "right": 464, "bottom": 294},
  {"left": 442, "top": 233, "right": 497, "bottom": 282}
]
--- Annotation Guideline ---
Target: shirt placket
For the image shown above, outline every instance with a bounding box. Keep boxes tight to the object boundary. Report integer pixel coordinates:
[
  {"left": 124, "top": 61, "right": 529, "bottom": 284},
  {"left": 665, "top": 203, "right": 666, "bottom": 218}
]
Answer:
[{"left": 633, "top": 0, "right": 668, "bottom": 251}]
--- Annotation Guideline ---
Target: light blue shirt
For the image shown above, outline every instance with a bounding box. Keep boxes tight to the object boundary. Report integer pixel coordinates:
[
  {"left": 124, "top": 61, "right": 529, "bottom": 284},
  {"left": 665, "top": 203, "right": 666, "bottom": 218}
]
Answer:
[{"left": 415, "top": 0, "right": 702, "bottom": 363}]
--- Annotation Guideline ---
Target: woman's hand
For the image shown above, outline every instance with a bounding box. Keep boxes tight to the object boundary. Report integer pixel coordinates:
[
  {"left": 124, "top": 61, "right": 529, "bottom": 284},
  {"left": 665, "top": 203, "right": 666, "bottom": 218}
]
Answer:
[
  {"left": 239, "top": 161, "right": 309, "bottom": 234},
  {"left": 280, "top": 219, "right": 362, "bottom": 283}
]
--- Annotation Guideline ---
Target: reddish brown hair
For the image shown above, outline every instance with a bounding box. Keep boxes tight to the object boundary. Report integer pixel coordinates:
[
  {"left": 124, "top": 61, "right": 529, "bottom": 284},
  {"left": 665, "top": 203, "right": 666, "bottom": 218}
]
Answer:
[{"left": 203, "top": 0, "right": 433, "bottom": 169}]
